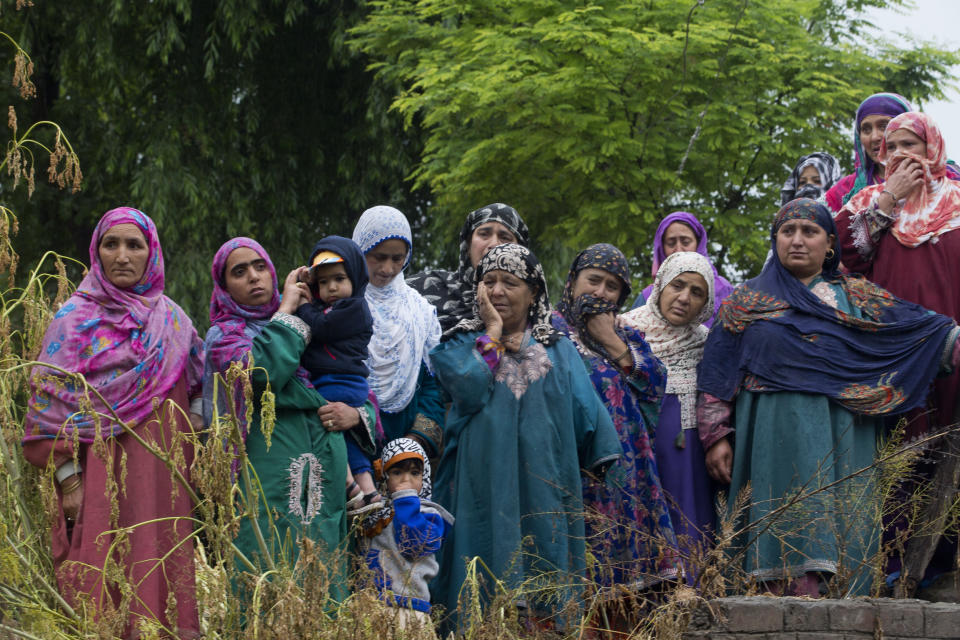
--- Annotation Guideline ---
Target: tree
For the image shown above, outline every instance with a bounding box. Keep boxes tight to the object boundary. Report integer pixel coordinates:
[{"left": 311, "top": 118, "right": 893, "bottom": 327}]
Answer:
[
  {"left": 351, "top": 0, "right": 958, "bottom": 290},
  {"left": 2, "top": 0, "right": 427, "bottom": 325}
]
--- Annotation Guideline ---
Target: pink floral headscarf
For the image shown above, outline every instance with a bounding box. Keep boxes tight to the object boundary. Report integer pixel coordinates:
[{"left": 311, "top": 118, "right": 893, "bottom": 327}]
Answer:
[
  {"left": 24, "top": 207, "right": 203, "bottom": 443},
  {"left": 879, "top": 112, "right": 960, "bottom": 247}
]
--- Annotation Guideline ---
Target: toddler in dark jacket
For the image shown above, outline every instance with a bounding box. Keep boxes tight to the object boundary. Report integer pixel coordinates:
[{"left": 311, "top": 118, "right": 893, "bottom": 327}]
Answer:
[{"left": 296, "top": 235, "right": 378, "bottom": 505}]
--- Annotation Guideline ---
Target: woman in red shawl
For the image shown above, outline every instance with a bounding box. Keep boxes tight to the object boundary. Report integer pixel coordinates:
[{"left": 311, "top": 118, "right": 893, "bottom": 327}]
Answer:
[
  {"left": 836, "top": 112, "right": 960, "bottom": 439},
  {"left": 22, "top": 207, "right": 204, "bottom": 638}
]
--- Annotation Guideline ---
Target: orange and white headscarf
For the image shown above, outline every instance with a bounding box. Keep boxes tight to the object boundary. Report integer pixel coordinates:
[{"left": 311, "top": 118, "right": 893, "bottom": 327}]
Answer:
[{"left": 874, "top": 112, "right": 960, "bottom": 247}]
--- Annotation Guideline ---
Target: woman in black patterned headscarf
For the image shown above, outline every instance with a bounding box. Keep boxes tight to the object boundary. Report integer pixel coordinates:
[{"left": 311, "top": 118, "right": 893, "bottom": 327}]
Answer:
[
  {"left": 407, "top": 203, "right": 529, "bottom": 333},
  {"left": 430, "top": 243, "right": 621, "bottom": 629},
  {"left": 552, "top": 244, "right": 679, "bottom": 630}
]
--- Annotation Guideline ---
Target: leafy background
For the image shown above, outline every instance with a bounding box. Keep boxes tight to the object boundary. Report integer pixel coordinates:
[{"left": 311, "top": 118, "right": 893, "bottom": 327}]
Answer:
[{"left": 2, "top": 0, "right": 957, "bottom": 325}]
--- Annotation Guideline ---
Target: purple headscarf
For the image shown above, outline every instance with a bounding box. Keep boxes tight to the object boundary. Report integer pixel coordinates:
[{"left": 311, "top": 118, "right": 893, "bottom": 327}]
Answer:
[
  {"left": 843, "top": 92, "right": 914, "bottom": 205},
  {"left": 206, "top": 237, "right": 281, "bottom": 376},
  {"left": 24, "top": 207, "right": 203, "bottom": 443},
  {"left": 642, "top": 212, "right": 733, "bottom": 327}
]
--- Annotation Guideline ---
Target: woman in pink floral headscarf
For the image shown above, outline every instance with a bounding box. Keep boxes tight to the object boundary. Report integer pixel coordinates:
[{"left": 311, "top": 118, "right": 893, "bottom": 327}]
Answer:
[
  {"left": 23, "top": 207, "right": 204, "bottom": 638},
  {"left": 836, "top": 112, "right": 960, "bottom": 439}
]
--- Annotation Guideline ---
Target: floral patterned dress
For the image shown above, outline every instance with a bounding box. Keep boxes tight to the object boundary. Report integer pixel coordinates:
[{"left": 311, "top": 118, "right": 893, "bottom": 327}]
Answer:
[{"left": 551, "top": 312, "right": 680, "bottom": 590}]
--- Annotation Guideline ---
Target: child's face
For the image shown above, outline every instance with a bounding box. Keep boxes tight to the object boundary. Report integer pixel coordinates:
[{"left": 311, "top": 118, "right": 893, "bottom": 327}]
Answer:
[
  {"left": 386, "top": 461, "right": 423, "bottom": 494},
  {"left": 313, "top": 262, "right": 353, "bottom": 304}
]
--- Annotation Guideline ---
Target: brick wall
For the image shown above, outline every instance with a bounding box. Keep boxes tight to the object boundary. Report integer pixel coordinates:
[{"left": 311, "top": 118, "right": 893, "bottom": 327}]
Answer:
[{"left": 682, "top": 596, "right": 960, "bottom": 639}]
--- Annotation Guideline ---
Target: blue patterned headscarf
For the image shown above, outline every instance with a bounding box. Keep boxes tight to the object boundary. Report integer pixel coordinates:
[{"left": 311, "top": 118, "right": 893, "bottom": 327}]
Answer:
[{"left": 698, "top": 198, "right": 957, "bottom": 415}]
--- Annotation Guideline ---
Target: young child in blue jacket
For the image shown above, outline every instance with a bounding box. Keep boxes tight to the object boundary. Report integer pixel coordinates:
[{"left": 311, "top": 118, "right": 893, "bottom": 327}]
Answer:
[{"left": 358, "top": 437, "right": 453, "bottom": 634}]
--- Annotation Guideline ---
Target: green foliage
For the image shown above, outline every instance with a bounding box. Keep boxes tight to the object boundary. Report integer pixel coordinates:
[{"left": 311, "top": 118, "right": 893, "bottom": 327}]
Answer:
[
  {"left": 1, "top": 0, "right": 427, "bottom": 327},
  {"left": 351, "top": 0, "right": 959, "bottom": 289}
]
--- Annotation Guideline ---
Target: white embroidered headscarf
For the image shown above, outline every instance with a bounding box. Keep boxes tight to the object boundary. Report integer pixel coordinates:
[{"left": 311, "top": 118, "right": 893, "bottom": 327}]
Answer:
[
  {"left": 620, "top": 252, "right": 715, "bottom": 431},
  {"left": 353, "top": 206, "right": 441, "bottom": 413}
]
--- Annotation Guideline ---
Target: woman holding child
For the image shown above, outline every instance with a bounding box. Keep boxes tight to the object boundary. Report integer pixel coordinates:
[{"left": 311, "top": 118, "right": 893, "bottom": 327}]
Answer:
[{"left": 202, "top": 237, "right": 376, "bottom": 585}]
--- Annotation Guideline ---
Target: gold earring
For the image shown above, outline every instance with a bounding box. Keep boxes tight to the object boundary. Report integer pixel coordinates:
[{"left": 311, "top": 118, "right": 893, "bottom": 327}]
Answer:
[{"left": 825, "top": 248, "right": 835, "bottom": 259}]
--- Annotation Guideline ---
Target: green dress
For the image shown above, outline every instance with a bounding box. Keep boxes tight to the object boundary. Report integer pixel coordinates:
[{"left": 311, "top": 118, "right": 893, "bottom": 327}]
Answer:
[
  {"left": 430, "top": 332, "right": 622, "bottom": 623},
  {"left": 238, "top": 319, "right": 376, "bottom": 595},
  {"left": 727, "top": 277, "right": 882, "bottom": 593}
]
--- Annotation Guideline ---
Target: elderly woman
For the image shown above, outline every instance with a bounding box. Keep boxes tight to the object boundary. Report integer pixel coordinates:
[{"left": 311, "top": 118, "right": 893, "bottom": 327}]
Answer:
[
  {"left": 550, "top": 244, "right": 678, "bottom": 627},
  {"left": 408, "top": 202, "right": 529, "bottom": 332},
  {"left": 630, "top": 212, "right": 732, "bottom": 327},
  {"left": 698, "top": 198, "right": 959, "bottom": 596},
  {"left": 352, "top": 206, "right": 444, "bottom": 457},
  {"left": 780, "top": 152, "right": 843, "bottom": 206},
  {"left": 622, "top": 251, "right": 717, "bottom": 578},
  {"left": 431, "top": 243, "right": 621, "bottom": 628},
  {"left": 23, "top": 207, "right": 204, "bottom": 637}
]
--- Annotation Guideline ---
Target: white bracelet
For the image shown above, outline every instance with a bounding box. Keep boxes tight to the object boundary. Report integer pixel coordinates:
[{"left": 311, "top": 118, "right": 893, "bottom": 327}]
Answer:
[{"left": 55, "top": 460, "right": 82, "bottom": 484}]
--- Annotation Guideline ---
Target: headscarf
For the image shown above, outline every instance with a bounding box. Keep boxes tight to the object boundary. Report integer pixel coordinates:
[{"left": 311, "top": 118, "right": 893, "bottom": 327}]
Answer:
[
  {"left": 780, "top": 152, "right": 843, "bottom": 206},
  {"left": 644, "top": 212, "right": 733, "bottom": 325},
  {"left": 621, "top": 252, "right": 715, "bottom": 432},
  {"left": 842, "top": 92, "right": 914, "bottom": 206},
  {"left": 202, "top": 237, "right": 312, "bottom": 435},
  {"left": 352, "top": 206, "right": 441, "bottom": 413},
  {"left": 555, "top": 243, "right": 633, "bottom": 360},
  {"left": 24, "top": 207, "right": 203, "bottom": 443},
  {"left": 878, "top": 112, "right": 960, "bottom": 247},
  {"left": 698, "top": 198, "right": 957, "bottom": 415},
  {"left": 447, "top": 243, "right": 562, "bottom": 346},
  {"left": 206, "top": 237, "right": 281, "bottom": 377},
  {"left": 408, "top": 203, "right": 530, "bottom": 332}
]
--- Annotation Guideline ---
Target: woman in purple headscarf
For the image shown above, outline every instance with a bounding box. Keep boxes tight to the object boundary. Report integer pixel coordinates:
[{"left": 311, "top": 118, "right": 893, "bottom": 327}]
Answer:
[
  {"left": 630, "top": 212, "right": 733, "bottom": 327},
  {"left": 23, "top": 207, "right": 204, "bottom": 638},
  {"left": 824, "top": 92, "right": 913, "bottom": 212},
  {"left": 202, "top": 238, "right": 374, "bottom": 590}
]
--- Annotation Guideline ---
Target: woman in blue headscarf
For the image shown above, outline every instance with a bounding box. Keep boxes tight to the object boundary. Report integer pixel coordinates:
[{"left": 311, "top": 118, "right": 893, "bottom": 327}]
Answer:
[{"left": 697, "top": 198, "right": 959, "bottom": 596}]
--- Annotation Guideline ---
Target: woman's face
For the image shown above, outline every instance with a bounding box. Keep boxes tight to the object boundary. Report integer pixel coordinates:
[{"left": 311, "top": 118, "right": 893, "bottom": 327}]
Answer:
[
  {"left": 860, "top": 114, "right": 893, "bottom": 163},
  {"left": 775, "top": 219, "right": 835, "bottom": 283},
  {"left": 885, "top": 128, "right": 927, "bottom": 159},
  {"left": 571, "top": 267, "right": 623, "bottom": 306},
  {"left": 98, "top": 223, "right": 150, "bottom": 289},
  {"left": 661, "top": 222, "right": 698, "bottom": 257},
  {"left": 365, "top": 238, "right": 408, "bottom": 287},
  {"left": 468, "top": 221, "right": 518, "bottom": 268},
  {"left": 657, "top": 271, "right": 709, "bottom": 326},
  {"left": 223, "top": 247, "right": 273, "bottom": 306},
  {"left": 797, "top": 165, "right": 822, "bottom": 187},
  {"left": 482, "top": 269, "right": 534, "bottom": 332}
]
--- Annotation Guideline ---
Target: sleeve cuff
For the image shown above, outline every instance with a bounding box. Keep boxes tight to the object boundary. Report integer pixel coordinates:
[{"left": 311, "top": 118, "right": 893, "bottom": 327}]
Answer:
[{"left": 271, "top": 311, "right": 312, "bottom": 345}]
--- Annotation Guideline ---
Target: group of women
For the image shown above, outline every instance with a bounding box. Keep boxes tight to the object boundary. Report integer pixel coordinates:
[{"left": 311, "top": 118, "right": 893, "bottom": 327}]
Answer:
[{"left": 22, "top": 92, "right": 960, "bottom": 637}]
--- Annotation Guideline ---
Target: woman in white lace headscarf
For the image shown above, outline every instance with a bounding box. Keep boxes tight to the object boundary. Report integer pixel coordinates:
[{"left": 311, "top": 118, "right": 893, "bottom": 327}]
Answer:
[{"left": 352, "top": 206, "right": 444, "bottom": 459}]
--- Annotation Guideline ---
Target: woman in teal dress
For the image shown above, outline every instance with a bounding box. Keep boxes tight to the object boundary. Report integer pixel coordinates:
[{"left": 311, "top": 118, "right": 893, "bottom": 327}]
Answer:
[
  {"left": 351, "top": 206, "right": 445, "bottom": 460},
  {"left": 431, "top": 243, "right": 622, "bottom": 630},
  {"left": 202, "top": 238, "right": 377, "bottom": 594},
  {"left": 697, "top": 198, "right": 960, "bottom": 596}
]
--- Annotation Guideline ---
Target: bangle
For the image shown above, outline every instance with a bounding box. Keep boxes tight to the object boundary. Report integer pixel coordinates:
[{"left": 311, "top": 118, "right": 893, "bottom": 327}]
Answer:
[
  {"left": 881, "top": 189, "right": 898, "bottom": 203},
  {"left": 61, "top": 477, "right": 82, "bottom": 495},
  {"left": 613, "top": 346, "right": 631, "bottom": 362}
]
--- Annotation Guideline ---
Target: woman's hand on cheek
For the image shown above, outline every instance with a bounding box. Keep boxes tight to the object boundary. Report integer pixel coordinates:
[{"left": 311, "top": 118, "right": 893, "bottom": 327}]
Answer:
[{"left": 477, "top": 283, "right": 503, "bottom": 336}]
